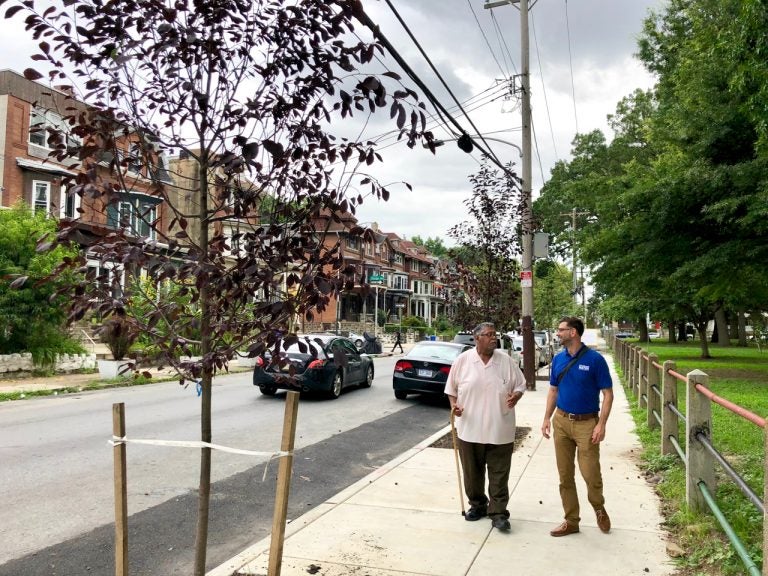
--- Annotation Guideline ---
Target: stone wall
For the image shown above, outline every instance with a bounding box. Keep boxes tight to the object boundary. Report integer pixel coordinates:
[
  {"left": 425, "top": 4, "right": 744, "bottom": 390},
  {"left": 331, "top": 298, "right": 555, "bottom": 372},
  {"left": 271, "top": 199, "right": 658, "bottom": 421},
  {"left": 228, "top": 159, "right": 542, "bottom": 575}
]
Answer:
[{"left": 0, "top": 352, "right": 97, "bottom": 375}]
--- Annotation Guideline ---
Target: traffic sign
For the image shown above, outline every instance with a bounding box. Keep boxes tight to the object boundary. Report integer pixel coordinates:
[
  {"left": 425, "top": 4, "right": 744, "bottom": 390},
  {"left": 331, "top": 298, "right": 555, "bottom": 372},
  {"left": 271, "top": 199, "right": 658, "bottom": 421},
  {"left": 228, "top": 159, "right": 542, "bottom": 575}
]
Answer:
[
  {"left": 520, "top": 270, "right": 532, "bottom": 288},
  {"left": 369, "top": 274, "right": 384, "bottom": 283}
]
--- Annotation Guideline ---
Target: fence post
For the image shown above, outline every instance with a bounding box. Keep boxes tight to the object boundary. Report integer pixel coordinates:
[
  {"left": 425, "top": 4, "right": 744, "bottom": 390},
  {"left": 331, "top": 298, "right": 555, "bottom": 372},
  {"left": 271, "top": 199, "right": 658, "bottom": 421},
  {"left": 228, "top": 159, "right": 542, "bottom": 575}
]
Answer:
[
  {"left": 764, "top": 423, "right": 768, "bottom": 576},
  {"left": 628, "top": 345, "right": 636, "bottom": 392},
  {"left": 633, "top": 346, "right": 641, "bottom": 397},
  {"left": 638, "top": 351, "right": 647, "bottom": 409},
  {"left": 661, "top": 360, "right": 678, "bottom": 456},
  {"left": 647, "top": 354, "right": 659, "bottom": 430},
  {"left": 112, "top": 403, "right": 128, "bottom": 576},
  {"left": 268, "top": 390, "right": 300, "bottom": 576},
  {"left": 686, "top": 370, "right": 715, "bottom": 513}
]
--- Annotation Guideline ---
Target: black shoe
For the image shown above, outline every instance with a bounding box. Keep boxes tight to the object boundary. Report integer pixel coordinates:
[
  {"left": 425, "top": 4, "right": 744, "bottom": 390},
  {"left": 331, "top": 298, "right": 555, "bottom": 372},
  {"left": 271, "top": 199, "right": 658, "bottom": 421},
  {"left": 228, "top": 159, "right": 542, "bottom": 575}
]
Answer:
[
  {"left": 492, "top": 516, "right": 511, "bottom": 531},
  {"left": 465, "top": 507, "right": 487, "bottom": 521}
]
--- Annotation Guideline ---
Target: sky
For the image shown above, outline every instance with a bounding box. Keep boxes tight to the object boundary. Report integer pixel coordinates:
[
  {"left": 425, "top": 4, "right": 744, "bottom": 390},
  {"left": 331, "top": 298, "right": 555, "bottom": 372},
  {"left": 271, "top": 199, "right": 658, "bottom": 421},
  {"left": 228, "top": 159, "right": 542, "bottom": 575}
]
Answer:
[
  {"left": 0, "top": 0, "right": 666, "bottom": 245},
  {"left": 350, "top": 0, "right": 666, "bottom": 244}
]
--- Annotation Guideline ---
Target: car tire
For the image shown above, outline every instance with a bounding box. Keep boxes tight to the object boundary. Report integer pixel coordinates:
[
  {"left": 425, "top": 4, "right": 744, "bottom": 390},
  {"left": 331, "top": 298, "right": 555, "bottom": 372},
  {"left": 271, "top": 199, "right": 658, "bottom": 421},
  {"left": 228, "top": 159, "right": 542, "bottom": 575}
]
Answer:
[
  {"left": 394, "top": 389, "right": 408, "bottom": 400},
  {"left": 259, "top": 385, "right": 277, "bottom": 396},
  {"left": 361, "top": 365, "right": 374, "bottom": 388},
  {"left": 328, "top": 371, "right": 343, "bottom": 399}
]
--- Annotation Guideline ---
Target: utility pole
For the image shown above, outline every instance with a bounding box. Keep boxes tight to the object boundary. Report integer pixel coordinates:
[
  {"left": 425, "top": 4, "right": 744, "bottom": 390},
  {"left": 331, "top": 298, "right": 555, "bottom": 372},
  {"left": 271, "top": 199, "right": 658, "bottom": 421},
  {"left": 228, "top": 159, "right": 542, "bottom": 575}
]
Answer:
[
  {"left": 560, "top": 208, "right": 590, "bottom": 305},
  {"left": 485, "top": 0, "right": 535, "bottom": 389}
]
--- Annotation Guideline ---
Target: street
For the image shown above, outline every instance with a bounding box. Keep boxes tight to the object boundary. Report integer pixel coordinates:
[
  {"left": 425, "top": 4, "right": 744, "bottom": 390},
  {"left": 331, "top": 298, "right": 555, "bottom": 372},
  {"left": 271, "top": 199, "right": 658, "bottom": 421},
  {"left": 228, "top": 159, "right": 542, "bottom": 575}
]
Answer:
[{"left": 0, "top": 355, "right": 450, "bottom": 575}]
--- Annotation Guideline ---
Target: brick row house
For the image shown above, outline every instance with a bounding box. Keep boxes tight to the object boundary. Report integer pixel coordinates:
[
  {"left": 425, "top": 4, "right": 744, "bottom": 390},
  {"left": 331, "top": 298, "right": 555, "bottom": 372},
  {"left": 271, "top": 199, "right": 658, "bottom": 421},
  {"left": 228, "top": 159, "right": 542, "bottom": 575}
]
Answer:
[
  {"left": 0, "top": 69, "right": 173, "bottom": 297},
  {"left": 1, "top": 69, "right": 465, "bottom": 333},
  {"left": 306, "top": 211, "right": 462, "bottom": 332}
]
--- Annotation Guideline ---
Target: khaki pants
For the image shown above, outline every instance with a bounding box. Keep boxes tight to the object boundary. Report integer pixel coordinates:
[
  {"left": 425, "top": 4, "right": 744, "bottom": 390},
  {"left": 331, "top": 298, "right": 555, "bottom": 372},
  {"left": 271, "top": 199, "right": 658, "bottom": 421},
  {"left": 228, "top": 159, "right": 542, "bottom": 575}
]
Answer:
[
  {"left": 553, "top": 412, "right": 605, "bottom": 524},
  {"left": 458, "top": 439, "right": 515, "bottom": 518}
]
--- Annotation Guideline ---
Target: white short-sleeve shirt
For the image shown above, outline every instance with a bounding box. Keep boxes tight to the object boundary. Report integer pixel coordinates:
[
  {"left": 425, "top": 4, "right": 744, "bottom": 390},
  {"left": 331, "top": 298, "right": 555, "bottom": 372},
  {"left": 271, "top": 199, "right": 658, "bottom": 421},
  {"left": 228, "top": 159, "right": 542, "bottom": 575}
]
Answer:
[{"left": 444, "top": 348, "right": 527, "bottom": 444}]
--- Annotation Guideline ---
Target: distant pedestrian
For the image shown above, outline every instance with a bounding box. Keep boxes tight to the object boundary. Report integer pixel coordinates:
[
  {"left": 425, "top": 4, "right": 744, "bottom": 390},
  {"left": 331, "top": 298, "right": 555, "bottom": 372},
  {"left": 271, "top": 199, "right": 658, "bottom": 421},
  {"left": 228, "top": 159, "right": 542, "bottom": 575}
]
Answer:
[
  {"left": 541, "top": 316, "right": 614, "bottom": 537},
  {"left": 391, "top": 330, "right": 404, "bottom": 353},
  {"left": 445, "top": 322, "right": 526, "bottom": 532}
]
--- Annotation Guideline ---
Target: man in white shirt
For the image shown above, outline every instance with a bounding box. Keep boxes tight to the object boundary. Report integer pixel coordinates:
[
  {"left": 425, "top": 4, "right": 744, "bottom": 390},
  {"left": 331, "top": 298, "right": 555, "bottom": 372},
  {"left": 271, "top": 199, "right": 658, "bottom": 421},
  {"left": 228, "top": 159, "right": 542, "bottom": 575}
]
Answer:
[{"left": 445, "top": 322, "right": 527, "bottom": 531}]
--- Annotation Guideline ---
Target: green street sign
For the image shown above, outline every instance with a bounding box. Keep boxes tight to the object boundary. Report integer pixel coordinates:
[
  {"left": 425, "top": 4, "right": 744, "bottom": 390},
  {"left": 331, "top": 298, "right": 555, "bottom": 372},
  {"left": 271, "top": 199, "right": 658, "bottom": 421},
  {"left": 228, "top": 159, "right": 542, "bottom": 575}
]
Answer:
[{"left": 369, "top": 274, "right": 384, "bottom": 283}]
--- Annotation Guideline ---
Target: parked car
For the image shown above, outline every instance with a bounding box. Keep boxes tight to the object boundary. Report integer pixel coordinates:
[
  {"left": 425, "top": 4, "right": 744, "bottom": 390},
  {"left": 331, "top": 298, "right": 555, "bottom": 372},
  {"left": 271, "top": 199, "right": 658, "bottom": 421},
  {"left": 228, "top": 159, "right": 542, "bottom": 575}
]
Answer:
[
  {"left": 253, "top": 334, "right": 374, "bottom": 399},
  {"left": 532, "top": 331, "right": 553, "bottom": 365},
  {"left": 511, "top": 336, "right": 542, "bottom": 368},
  {"left": 347, "top": 331, "right": 365, "bottom": 349},
  {"left": 393, "top": 341, "right": 471, "bottom": 400},
  {"left": 615, "top": 331, "right": 634, "bottom": 339},
  {"left": 452, "top": 331, "right": 476, "bottom": 346}
]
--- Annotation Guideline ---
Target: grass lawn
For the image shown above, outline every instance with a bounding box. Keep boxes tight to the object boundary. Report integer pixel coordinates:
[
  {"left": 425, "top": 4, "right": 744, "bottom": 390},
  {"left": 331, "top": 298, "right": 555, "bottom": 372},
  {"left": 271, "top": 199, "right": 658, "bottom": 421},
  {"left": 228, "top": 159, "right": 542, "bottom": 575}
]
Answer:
[{"left": 616, "top": 340, "right": 766, "bottom": 575}]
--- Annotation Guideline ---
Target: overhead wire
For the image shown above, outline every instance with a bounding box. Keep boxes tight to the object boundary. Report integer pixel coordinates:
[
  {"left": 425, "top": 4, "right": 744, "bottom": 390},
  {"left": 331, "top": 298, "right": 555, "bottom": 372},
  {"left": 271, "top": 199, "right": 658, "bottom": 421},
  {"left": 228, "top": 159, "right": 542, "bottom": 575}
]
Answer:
[
  {"left": 374, "top": 0, "right": 509, "bottom": 172},
  {"left": 465, "top": 0, "right": 509, "bottom": 78},
  {"left": 530, "top": 10, "right": 558, "bottom": 160},
  {"left": 489, "top": 11, "right": 519, "bottom": 77},
  {"left": 564, "top": 0, "right": 579, "bottom": 134}
]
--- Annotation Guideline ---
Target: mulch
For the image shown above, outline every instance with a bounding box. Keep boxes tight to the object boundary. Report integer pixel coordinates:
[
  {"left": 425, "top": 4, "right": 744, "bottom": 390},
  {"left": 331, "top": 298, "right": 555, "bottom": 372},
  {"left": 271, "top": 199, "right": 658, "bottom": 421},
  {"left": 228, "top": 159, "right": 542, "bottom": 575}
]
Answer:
[{"left": 429, "top": 425, "right": 532, "bottom": 450}]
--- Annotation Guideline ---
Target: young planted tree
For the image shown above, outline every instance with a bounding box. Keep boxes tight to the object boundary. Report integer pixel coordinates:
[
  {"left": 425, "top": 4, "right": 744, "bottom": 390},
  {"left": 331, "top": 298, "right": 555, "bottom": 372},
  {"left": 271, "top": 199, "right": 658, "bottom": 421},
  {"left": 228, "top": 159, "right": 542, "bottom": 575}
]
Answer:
[
  {"left": 448, "top": 158, "right": 522, "bottom": 331},
  {"left": 3, "top": 1, "right": 432, "bottom": 572}
]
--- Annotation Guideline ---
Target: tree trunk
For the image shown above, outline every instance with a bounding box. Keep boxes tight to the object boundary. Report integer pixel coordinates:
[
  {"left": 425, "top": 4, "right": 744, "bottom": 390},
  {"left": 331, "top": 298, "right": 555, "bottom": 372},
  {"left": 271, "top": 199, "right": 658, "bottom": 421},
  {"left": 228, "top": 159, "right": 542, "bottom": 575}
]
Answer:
[
  {"left": 697, "top": 321, "right": 711, "bottom": 358},
  {"left": 667, "top": 320, "right": 676, "bottom": 343},
  {"left": 728, "top": 310, "right": 739, "bottom": 340},
  {"left": 676, "top": 321, "right": 686, "bottom": 342},
  {"left": 714, "top": 306, "right": 729, "bottom": 347},
  {"left": 637, "top": 318, "right": 649, "bottom": 342},
  {"left": 737, "top": 309, "right": 748, "bottom": 346}
]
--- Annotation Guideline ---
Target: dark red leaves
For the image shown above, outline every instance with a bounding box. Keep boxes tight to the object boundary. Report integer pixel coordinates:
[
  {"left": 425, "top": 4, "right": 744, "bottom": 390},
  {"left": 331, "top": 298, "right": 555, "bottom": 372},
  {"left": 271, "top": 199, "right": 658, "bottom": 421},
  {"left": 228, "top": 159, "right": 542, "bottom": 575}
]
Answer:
[{"left": 23, "top": 67, "right": 43, "bottom": 81}]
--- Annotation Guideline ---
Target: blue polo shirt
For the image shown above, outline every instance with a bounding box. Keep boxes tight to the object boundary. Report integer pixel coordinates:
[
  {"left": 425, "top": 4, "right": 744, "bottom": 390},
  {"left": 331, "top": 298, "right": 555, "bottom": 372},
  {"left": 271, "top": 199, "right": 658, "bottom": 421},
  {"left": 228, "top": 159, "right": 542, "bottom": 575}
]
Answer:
[{"left": 550, "top": 345, "right": 612, "bottom": 414}]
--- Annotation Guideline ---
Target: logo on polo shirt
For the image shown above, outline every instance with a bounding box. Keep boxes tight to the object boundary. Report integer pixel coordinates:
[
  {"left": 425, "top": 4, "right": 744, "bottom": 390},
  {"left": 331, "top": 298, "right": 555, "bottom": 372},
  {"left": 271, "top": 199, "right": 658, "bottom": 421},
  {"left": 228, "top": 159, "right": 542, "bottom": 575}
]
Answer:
[{"left": 578, "top": 364, "right": 589, "bottom": 371}]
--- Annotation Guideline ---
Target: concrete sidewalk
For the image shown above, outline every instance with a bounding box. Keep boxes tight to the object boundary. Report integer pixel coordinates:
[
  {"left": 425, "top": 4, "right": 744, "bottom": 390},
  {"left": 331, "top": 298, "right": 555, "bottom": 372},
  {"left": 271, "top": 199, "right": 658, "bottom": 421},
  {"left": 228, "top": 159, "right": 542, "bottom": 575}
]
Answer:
[{"left": 209, "top": 347, "right": 675, "bottom": 576}]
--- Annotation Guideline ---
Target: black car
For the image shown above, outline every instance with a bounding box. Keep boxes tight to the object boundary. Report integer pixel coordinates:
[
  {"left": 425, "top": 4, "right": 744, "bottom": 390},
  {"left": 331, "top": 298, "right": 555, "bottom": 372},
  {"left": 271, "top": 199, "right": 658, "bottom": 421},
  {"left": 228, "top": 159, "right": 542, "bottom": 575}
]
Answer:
[
  {"left": 253, "top": 334, "right": 374, "bottom": 399},
  {"left": 392, "top": 341, "right": 471, "bottom": 400}
]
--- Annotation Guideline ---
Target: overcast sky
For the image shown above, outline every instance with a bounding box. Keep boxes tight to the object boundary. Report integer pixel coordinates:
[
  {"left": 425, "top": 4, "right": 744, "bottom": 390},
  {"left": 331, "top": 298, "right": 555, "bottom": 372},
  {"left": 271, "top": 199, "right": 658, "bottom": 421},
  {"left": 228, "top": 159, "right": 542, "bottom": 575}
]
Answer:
[
  {"left": 351, "top": 0, "right": 666, "bottom": 244},
  {"left": 0, "top": 0, "right": 666, "bottom": 244}
]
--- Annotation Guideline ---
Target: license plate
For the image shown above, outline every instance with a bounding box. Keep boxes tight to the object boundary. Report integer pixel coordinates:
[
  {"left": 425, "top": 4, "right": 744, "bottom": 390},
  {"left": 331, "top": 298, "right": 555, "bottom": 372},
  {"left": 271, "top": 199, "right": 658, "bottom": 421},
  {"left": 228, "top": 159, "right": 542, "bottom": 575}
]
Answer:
[{"left": 417, "top": 369, "right": 432, "bottom": 378}]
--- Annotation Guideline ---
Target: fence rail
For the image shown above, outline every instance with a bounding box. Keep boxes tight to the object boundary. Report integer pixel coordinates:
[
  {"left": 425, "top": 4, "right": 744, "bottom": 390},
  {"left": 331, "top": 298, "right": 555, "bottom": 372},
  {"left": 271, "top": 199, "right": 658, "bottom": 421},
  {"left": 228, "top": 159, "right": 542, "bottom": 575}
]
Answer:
[{"left": 614, "top": 337, "right": 767, "bottom": 576}]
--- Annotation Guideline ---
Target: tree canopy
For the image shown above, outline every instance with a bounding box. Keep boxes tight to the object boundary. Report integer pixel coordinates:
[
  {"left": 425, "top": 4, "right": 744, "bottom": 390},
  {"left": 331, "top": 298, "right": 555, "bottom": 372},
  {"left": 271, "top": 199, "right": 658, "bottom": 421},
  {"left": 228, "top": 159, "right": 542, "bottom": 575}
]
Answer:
[{"left": 533, "top": 0, "right": 768, "bottom": 355}]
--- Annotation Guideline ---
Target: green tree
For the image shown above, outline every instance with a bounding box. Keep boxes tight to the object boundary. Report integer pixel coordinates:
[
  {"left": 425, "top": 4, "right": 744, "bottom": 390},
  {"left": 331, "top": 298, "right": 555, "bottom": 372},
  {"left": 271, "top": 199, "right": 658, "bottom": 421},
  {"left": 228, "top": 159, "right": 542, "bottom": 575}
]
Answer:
[
  {"left": 412, "top": 235, "right": 449, "bottom": 258},
  {"left": 0, "top": 203, "right": 82, "bottom": 364},
  {"left": 533, "top": 260, "right": 577, "bottom": 330}
]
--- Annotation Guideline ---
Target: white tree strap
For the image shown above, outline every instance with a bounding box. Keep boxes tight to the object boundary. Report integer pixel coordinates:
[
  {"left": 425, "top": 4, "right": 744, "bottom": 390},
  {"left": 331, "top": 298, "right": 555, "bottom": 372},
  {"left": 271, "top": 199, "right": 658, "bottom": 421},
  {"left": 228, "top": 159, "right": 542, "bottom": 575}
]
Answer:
[{"left": 110, "top": 436, "right": 291, "bottom": 459}]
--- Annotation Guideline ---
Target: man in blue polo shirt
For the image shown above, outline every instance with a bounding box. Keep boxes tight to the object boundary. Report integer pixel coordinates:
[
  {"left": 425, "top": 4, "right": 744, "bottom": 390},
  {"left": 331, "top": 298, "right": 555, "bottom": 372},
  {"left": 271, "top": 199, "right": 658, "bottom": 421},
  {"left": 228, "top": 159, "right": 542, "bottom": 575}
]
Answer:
[{"left": 541, "top": 316, "right": 614, "bottom": 537}]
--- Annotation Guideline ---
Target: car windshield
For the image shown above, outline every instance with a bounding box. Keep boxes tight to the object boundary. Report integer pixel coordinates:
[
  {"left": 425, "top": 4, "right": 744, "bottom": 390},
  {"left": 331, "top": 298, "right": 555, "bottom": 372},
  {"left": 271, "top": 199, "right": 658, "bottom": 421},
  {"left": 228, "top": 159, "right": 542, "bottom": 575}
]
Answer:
[{"left": 410, "top": 343, "right": 466, "bottom": 361}]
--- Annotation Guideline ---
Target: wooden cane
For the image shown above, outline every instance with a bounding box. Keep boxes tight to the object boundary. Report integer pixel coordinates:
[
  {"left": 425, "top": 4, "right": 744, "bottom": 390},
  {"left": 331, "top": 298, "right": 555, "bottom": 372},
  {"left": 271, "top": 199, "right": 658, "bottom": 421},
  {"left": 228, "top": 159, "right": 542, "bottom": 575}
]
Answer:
[{"left": 450, "top": 410, "right": 466, "bottom": 517}]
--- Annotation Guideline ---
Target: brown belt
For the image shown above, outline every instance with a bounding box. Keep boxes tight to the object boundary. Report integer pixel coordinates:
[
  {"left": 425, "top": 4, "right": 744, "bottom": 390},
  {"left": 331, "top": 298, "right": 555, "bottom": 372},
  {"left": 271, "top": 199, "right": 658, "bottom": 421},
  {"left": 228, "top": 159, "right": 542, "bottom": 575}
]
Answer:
[{"left": 556, "top": 408, "right": 599, "bottom": 421}]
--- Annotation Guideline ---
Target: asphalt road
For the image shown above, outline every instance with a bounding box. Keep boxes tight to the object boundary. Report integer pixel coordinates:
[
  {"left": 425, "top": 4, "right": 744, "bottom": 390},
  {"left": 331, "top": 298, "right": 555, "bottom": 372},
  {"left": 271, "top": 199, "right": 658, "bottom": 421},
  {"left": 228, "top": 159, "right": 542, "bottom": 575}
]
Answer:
[{"left": 0, "top": 356, "right": 450, "bottom": 575}]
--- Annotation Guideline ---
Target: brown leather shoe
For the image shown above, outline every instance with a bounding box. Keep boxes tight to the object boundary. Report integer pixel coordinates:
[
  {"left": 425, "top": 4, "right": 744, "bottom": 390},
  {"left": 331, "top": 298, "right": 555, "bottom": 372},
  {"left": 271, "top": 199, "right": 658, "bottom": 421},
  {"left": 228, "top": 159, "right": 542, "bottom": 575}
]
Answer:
[
  {"left": 595, "top": 508, "right": 611, "bottom": 533},
  {"left": 549, "top": 521, "right": 579, "bottom": 537}
]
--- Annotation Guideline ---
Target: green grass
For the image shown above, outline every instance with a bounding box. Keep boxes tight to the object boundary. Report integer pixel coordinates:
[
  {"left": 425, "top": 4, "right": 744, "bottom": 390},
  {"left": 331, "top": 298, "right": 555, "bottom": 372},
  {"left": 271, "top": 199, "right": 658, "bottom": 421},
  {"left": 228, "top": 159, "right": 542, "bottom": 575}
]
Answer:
[{"left": 616, "top": 342, "right": 766, "bottom": 575}]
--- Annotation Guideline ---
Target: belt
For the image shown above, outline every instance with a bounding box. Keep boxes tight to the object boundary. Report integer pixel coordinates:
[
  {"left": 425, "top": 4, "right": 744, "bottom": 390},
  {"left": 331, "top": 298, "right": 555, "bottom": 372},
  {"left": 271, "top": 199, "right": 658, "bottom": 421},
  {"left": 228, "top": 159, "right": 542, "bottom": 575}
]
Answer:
[{"left": 556, "top": 408, "right": 599, "bottom": 421}]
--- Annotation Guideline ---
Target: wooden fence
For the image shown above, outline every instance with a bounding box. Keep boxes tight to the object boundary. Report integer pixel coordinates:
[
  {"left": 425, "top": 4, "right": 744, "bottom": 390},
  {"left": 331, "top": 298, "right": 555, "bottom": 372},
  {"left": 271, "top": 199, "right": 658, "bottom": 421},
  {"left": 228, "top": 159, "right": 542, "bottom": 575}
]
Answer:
[{"left": 614, "top": 337, "right": 766, "bottom": 576}]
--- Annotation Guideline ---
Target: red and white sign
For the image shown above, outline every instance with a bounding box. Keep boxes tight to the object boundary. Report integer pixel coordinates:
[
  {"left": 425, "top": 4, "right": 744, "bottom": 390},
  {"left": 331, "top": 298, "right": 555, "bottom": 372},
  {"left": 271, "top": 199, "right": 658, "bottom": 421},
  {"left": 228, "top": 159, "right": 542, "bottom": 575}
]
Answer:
[{"left": 520, "top": 270, "right": 532, "bottom": 288}]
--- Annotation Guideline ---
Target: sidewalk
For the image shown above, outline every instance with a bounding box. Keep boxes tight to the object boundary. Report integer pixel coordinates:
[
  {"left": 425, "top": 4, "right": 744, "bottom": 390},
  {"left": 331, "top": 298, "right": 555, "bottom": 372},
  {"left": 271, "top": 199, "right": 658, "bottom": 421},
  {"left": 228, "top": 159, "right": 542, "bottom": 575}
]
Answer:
[{"left": 209, "top": 339, "right": 675, "bottom": 576}]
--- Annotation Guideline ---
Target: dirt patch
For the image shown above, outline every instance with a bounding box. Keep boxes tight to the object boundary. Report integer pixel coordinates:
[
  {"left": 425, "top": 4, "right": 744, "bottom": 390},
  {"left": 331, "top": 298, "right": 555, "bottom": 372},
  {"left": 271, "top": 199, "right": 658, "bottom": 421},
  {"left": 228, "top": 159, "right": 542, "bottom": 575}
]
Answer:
[{"left": 430, "top": 426, "right": 531, "bottom": 450}]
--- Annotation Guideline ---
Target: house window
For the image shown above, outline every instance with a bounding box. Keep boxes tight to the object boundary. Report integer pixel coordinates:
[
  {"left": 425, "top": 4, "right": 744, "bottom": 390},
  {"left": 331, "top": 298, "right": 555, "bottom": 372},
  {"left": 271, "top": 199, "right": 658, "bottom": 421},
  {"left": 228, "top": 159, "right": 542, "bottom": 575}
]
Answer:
[
  {"left": 365, "top": 241, "right": 373, "bottom": 256},
  {"left": 394, "top": 253, "right": 403, "bottom": 264},
  {"left": 29, "top": 107, "right": 79, "bottom": 151},
  {"left": 347, "top": 236, "right": 360, "bottom": 250},
  {"left": 107, "top": 195, "right": 159, "bottom": 240},
  {"left": 60, "top": 186, "right": 81, "bottom": 219},
  {"left": 33, "top": 180, "right": 50, "bottom": 214}
]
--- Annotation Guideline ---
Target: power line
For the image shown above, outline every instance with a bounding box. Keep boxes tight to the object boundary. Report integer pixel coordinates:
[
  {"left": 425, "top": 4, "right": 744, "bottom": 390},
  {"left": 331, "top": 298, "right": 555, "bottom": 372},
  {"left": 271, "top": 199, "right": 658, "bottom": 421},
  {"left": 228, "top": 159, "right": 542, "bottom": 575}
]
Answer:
[
  {"left": 530, "top": 10, "right": 558, "bottom": 161},
  {"left": 564, "top": 0, "right": 579, "bottom": 134},
  {"left": 375, "top": 0, "right": 509, "bottom": 172},
  {"left": 465, "top": 0, "right": 509, "bottom": 78}
]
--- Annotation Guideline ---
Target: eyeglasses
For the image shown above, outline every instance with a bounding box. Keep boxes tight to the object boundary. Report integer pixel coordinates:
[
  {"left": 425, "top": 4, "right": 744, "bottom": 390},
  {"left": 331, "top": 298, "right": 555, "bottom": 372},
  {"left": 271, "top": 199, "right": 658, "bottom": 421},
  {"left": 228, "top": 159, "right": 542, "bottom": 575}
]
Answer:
[{"left": 477, "top": 332, "right": 497, "bottom": 338}]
